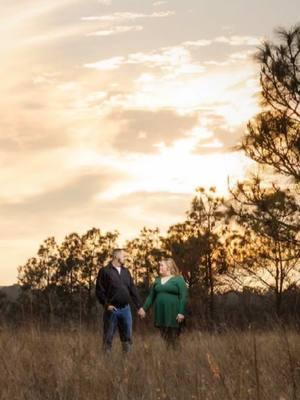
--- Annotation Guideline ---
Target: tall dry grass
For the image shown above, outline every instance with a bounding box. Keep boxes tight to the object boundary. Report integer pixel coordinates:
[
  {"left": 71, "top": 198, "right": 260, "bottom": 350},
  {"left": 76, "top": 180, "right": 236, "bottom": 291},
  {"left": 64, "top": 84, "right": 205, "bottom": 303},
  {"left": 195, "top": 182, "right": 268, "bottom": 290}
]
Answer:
[{"left": 0, "top": 324, "right": 299, "bottom": 400}]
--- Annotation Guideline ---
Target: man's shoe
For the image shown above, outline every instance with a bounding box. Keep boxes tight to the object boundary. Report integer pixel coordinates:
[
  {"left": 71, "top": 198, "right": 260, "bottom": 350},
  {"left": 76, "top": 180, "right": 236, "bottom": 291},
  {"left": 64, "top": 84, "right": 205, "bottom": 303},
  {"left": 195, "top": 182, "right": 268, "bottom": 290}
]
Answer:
[{"left": 121, "top": 341, "right": 132, "bottom": 353}]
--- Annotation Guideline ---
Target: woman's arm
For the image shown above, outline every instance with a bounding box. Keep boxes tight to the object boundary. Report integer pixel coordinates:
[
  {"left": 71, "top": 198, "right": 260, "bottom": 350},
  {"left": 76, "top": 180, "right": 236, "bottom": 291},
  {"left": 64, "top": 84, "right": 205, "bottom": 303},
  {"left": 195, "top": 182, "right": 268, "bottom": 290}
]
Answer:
[
  {"left": 177, "top": 276, "right": 188, "bottom": 315},
  {"left": 142, "top": 279, "right": 158, "bottom": 312}
]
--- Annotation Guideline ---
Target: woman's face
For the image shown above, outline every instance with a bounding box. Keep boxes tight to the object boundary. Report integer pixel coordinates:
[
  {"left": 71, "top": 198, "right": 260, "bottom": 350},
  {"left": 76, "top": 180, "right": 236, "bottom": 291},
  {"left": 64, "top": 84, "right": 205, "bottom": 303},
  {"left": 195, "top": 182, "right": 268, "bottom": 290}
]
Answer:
[{"left": 159, "top": 260, "right": 171, "bottom": 277}]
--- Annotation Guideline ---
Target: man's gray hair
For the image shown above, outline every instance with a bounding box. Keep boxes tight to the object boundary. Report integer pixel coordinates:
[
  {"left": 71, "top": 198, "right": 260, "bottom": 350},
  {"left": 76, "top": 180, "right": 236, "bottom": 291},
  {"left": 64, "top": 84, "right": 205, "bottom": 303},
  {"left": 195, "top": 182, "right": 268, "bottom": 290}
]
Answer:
[{"left": 112, "top": 248, "right": 125, "bottom": 258}]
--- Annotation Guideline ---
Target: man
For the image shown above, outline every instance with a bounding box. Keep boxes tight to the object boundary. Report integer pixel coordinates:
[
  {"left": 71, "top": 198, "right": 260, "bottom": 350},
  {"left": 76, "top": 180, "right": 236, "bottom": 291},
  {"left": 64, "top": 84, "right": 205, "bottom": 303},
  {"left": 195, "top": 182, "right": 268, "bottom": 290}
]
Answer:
[{"left": 95, "top": 248, "right": 144, "bottom": 352}]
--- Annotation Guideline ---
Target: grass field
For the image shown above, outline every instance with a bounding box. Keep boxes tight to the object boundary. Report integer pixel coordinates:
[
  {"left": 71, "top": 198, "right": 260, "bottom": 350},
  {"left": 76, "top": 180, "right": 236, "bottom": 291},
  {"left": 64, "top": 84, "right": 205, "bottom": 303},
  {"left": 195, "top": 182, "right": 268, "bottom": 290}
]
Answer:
[{"left": 0, "top": 324, "right": 299, "bottom": 400}]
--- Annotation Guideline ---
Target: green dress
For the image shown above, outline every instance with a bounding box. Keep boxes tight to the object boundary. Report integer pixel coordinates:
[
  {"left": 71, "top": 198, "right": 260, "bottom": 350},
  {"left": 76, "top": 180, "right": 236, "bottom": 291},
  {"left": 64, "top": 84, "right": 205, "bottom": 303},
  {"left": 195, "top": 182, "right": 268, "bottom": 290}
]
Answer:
[{"left": 143, "top": 275, "right": 188, "bottom": 328}]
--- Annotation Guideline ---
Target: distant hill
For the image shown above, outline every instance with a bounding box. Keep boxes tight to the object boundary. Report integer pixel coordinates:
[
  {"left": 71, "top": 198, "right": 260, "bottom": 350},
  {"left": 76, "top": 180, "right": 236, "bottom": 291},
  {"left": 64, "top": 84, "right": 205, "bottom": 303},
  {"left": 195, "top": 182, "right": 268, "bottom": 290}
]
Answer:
[{"left": 0, "top": 284, "right": 21, "bottom": 301}]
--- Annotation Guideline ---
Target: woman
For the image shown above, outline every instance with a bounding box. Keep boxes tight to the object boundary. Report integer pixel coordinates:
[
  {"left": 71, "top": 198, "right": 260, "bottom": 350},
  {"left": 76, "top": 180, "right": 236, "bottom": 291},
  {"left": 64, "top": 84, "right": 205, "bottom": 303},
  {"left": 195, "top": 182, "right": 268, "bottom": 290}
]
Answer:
[{"left": 139, "top": 257, "right": 188, "bottom": 348}]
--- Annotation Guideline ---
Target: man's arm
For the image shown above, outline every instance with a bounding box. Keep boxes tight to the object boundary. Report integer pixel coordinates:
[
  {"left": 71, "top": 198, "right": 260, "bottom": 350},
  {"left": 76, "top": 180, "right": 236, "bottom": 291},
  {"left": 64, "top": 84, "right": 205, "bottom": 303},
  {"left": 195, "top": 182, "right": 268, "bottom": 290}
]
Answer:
[
  {"left": 127, "top": 270, "right": 142, "bottom": 309},
  {"left": 95, "top": 268, "right": 108, "bottom": 308}
]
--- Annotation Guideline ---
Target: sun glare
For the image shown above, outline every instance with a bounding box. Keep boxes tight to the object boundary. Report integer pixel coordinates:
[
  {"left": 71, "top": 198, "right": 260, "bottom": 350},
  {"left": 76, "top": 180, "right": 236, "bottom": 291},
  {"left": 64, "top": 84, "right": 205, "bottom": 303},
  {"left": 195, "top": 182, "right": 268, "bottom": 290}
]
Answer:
[{"left": 96, "top": 142, "right": 253, "bottom": 201}]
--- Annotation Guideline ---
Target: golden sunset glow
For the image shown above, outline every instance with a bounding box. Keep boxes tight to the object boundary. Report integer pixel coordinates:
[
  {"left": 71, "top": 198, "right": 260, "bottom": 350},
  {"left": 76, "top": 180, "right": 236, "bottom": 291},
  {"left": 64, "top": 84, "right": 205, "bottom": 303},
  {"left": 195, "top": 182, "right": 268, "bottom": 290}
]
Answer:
[{"left": 1, "top": 0, "right": 299, "bottom": 285}]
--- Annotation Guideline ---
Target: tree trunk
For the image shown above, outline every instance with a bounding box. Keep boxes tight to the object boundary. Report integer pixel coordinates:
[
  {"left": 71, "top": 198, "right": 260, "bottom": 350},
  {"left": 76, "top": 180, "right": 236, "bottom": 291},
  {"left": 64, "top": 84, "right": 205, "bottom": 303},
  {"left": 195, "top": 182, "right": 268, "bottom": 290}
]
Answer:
[{"left": 208, "top": 252, "right": 215, "bottom": 321}]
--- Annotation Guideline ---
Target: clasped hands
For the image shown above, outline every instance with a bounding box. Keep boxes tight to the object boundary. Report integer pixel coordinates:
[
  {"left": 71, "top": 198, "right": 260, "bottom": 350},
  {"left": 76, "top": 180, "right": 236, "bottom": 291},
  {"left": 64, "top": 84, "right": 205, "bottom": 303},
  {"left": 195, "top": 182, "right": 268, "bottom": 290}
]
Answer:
[
  {"left": 137, "top": 307, "right": 146, "bottom": 318},
  {"left": 137, "top": 307, "right": 184, "bottom": 323},
  {"left": 176, "top": 313, "right": 185, "bottom": 323}
]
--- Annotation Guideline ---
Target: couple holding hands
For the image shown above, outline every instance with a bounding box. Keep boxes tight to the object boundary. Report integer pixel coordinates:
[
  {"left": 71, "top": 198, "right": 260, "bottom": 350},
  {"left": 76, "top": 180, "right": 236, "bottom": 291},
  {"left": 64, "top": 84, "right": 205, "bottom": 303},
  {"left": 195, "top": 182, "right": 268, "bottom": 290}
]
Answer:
[{"left": 96, "top": 248, "right": 188, "bottom": 352}]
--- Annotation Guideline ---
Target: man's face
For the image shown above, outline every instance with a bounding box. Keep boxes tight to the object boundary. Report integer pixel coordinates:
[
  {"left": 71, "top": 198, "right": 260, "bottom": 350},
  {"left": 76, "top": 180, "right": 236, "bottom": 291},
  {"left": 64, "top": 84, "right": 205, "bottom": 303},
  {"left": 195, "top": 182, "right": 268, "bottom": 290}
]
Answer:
[{"left": 117, "top": 250, "right": 126, "bottom": 265}]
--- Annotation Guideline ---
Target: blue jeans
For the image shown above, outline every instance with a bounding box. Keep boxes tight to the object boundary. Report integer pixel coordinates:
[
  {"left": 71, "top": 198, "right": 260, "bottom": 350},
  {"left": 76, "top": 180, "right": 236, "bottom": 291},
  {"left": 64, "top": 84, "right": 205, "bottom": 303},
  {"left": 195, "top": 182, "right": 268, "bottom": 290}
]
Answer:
[{"left": 102, "top": 304, "right": 132, "bottom": 351}]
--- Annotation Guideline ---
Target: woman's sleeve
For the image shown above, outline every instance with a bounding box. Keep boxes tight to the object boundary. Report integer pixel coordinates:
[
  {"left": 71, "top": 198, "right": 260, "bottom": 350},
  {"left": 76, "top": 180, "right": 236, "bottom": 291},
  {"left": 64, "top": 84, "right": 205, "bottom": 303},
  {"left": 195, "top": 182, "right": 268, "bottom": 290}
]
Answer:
[
  {"left": 178, "top": 277, "right": 188, "bottom": 315},
  {"left": 142, "top": 280, "right": 157, "bottom": 311}
]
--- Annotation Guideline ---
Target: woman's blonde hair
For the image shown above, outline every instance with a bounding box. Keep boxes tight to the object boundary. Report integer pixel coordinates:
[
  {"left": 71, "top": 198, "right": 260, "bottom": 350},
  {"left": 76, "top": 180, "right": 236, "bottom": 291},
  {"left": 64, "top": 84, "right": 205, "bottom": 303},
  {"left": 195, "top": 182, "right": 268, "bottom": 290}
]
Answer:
[{"left": 162, "top": 257, "right": 180, "bottom": 275}]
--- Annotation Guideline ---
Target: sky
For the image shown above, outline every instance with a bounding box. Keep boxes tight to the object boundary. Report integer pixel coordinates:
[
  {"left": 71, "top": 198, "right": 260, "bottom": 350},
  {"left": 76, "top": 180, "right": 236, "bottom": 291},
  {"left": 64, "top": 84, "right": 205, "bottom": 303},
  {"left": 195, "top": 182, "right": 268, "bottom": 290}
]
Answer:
[{"left": 0, "top": 0, "right": 299, "bottom": 285}]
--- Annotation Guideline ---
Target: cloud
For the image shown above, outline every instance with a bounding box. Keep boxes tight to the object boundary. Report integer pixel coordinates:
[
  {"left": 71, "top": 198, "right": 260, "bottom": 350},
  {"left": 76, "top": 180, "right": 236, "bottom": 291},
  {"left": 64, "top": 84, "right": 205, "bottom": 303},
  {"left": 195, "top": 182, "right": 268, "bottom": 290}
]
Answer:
[
  {"left": 84, "top": 45, "right": 205, "bottom": 76},
  {"left": 81, "top": 11, "right": 175, "bottom": 22},
  {"left": 96, "top": 145, "right": 254, "bottom": 203},
  {"left": 192, "top": 114, "right": 246, "bottom": 155},
  {"left": 183, "top": 35, "right": 261, "bottom": 49},
  {"left": 109, "top": 191, "right": 193, "bottom": 230},
  {"left": 128, "top": 47, "right": 200, "bottom": 71},
  {"left": 0, "top": 167, "right": 128, "bottom": 241},
  {"left": 100, "top": 66, "right": 257, "bottom": 117},
  {"left": 204, "top": 49, "right": 257, "bottom": 67},
  {"left": 110, "top": 109, "right": 199, "bottom": 153},
  {"left": 215, "top": 35, "right": 261, "bottom": 46},
  {"left": 83, "top": 34, "right": 259, "bottom": 74},
  {"left": 86, "top": 25, "right": 143, "bottom": 36},
  {"left": 83, "top": 11, "right": 175, "bottom": 38},
  {"left": 0, "top": 174, "right": 100, "bottom": 217},
  {"left": 0, "top": 171, "right": 124, "bottom": 216},
  {"left": 0, "top": 102, "right": 73, "bottom": 153},
  {"left": 0, "top": 73, "right": 87, "bottom": 156},
  {"left": 153, "top": 1, "right": 168, "bottom": 6},
  {"left": 183, "top": 39, "right": 213, "bottom": 47},
  {"left": 229, "top": 49, "right": 257, "bottom": 60},
  {"left": 85, "top": 56, "right": 125, "bottom": 70}
]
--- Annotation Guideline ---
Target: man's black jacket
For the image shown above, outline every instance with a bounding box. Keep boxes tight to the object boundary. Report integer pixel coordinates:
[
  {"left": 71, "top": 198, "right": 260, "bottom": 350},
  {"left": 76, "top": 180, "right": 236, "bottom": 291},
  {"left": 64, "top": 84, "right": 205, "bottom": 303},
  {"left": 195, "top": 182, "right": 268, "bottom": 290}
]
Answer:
[{"left": 95, "top": 262, "right": 142, "bottom": 310}]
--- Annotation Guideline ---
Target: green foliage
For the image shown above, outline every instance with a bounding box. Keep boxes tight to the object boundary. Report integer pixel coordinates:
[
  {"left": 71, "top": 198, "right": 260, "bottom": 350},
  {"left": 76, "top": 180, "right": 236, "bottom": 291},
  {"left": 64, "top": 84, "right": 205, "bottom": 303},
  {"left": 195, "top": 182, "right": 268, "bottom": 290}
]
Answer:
[
  {"left": 126, "top": 227, "right": 164, "bottom": 288},
  {"left": 240, "top": 24, "right": 300, "bottom": 183},
  {"left": 17, "top": 228, "right": 118, "bottom": 321}
]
